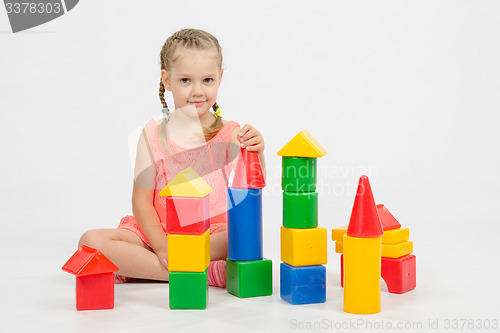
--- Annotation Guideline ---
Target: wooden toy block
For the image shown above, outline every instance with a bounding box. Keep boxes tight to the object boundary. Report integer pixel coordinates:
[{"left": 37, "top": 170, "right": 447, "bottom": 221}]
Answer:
[
  {"left": 331, "top": 226, "right": 347, "bottom": 241},
  {"left": 167, "top": 230, "right": 210, "bottom": 272},
  {"left": 62, "top": 245, "right": 119, "bottom": 311},
  {"left": 281, "top": 226, "right": 327, "bottom": 267},
  {"left": 277, "top": 130, "right": 327, "bottom": 157},
  {"left": 381, "top": 241, "right": 413, "bottom": 258},
  {"left": 343, "top": 235, "right": 381, "bottom": 314},
  {"left": 166, "top": 195, "right": 210, "bottom": 235},
  {"left": 335, "top": 241, "right": 344, "bottom": 253},
  {"left": 283, "top": 191, "right": 318, "bottom": 229},
  {"left": 280, "top": 263, "right": 325, "bottom": 305},
  {"left": 169, "top": 269, "right": 208, "bottom": 309},
  {"left": 159, "top": 167, "right": 212, "bottom": 197},
  {"left": 381, "top": 228, "right": 410, "bottom": 245},
  {"left": 226, "top": 258, "right": 272, "bottom": 298},
  {"left": 232, "top": 147, "right": 266, "bottom": 189},
  {"left": 347, "top": 176, "right": 383, "bottom": 238},
  {"left": 227, "top": 188, "right": 263, "bottom": 261},
  {"left": 381, "top": 254, "right": 416, "bottom": 294},
  {"left": 281, "top": 157, "right": 317, "bottom": 192},
  {"left": 377, "top": 204, "right": 401, "bottom": 231}
]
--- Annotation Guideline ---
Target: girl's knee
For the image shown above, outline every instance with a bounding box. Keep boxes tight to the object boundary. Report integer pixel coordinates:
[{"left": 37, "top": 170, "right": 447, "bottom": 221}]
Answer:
[{"left": 78, "top": 229, "right": 106, "bottom": 249}]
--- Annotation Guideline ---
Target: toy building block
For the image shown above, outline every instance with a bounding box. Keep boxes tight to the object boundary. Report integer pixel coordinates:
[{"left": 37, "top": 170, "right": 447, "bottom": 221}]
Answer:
[
  {"left": 165, "top": 195, "right": 210, "bottom": 235},
  {"left": 377, "top": 204, "right": 401, "bottom": 231},
  {"left": 226, "top": 258, "right": 272, "bottom": 298},
  {"left": 282, "top": 157, "right": 317, "bottom": 192},
  {"left": 167, "top": 230, "right": 210, "bottom": 272},
  {"left": 169, "top": 269, "right": 209, "bottom": 309},
  {"left": 335, "top": 241, "right": 344, "bottom": 253},
  {"left": 280, "top": 263, "right": 326, "bottom": 305},
  {"left": 277, "top": 130, "right": 327, "bottom": 157},
  {"left": 283, "top": 191, "right": 318, "bottom": 228},
  {"left": 62, "top": 245, "right": 119, "bottom": 311},
  {"left": 281, "top": 226, "right": 327, "bottom": 267},
  {"left": 227, "top": 187, "right": 263, "bottom": 261},
  {"left": 331, "top": 226, "right": 347, "bottom": 242},
  {"left": 381, "top": 241, "right": 413, "bottom": 258},
  {"left": 232, "top": 147, "right": 266, "bottom": 189},
  {"left": 344, "top": 175, "right": 382, "bottom": 315},
  {"left": 381, "top": 254, "right": 416, "bottom": 294},
  {"left": 159, "top": 167, "right": 212, "bottom": 197},
  {"left": 381, "top": 228, "right": 410, "bottom": 245}
]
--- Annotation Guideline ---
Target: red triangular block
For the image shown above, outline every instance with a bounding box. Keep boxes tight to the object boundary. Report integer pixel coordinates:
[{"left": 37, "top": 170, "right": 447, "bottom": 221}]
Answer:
[
  {"left": 62, "top": 245, "right": 119, "bottom": 276},
  {"left": 231, "top": 147, "right": 266, "bottom": 189},
  {"left": 347, "top": 175, "right": 383, "bottom": 238},
  {"left": 376, "top": 204, "right": 401, "bottom": 231}
]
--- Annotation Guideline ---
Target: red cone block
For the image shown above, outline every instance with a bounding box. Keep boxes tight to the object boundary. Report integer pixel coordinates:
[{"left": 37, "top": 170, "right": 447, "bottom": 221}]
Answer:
[
  {"left": 231, "top": 148, "right": 266, "bottom": 189},
  {"left": 376, "top": 204, "right": 401, "bottom": 231},
  {"left": 346, "top": 175, "right": 383, "bottom": 238}
]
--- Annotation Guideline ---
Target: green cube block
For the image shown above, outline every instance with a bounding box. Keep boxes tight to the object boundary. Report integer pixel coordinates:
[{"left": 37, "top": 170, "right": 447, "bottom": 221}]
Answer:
[
  {"left": 169, "top": 269, "right": 208, "bottom": 309},
  {"left": 283, "top": 191, "right": 318, "bottom": 228},
  {"left": 226, "top": 258, "right": 273, "bottom": 298},
  {"left": 282, "top": 157, "right": 317, "bottom": 192}
]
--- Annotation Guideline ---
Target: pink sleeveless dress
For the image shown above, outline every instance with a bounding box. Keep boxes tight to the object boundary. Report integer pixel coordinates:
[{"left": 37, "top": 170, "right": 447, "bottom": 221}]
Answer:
[{"left": 118, "top": 118, "right": 240, "bottom": 248}]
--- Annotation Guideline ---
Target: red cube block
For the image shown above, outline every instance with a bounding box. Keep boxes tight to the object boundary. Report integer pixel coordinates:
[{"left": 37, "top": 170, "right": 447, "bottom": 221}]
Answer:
[
  {"left": 76, "top": 273, "right": 115, "bottom": 310},
  {"left": 381, "top": 254, "right": 416, "bottom": 294},
  {"left": 166, "top": 196, "right": 210, "bottom": 235}
]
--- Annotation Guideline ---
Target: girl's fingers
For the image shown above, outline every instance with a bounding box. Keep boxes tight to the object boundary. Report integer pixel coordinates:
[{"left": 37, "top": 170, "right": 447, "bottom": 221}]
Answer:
[{"left": 241, "top": 136, "right": 261, "bottom": 148}]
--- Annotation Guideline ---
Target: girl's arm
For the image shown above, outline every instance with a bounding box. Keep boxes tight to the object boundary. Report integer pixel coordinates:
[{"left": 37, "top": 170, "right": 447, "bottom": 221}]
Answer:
[{"left": 131, "top": 129, "right": 168, "bottom": 269}]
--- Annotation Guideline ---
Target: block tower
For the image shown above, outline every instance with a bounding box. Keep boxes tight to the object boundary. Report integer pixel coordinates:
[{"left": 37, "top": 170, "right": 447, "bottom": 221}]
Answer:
[
  {"left": 332, "top": 203, "right": 417, "bottom": 294},
  {"left": 226, "top": 147, "right": 272, "bottom": 298},
  {"left": 62, "top": 245, "right": 119, "bottom": 311},
  {"left": 277, "top": 130, "right": 328, "bottom": 305},
  {"left": 159, "top": 167, "right": 212, "bottom": 310},
  {"left": 342, "top": 175, "right": 383, "bottom": 314}
]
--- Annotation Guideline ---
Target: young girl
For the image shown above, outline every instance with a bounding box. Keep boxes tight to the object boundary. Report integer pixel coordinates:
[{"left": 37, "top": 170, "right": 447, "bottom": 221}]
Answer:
[{"left": 78, "top": 28, "right": 265, "bottom": 288}]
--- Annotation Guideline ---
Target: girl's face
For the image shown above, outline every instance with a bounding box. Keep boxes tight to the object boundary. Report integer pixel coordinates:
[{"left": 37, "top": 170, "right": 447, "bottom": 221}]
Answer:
[{"left": 162, "top": 47, "right": 223, "bottom": 126}]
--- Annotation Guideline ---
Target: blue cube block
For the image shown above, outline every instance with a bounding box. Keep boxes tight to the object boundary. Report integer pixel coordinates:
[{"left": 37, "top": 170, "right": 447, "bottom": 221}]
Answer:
[
  {"left": 227, "top": 188, "right": 263, "bottom": 261},
  {"left": 280, "top": 263, "right": 326, "bottom": 305}
]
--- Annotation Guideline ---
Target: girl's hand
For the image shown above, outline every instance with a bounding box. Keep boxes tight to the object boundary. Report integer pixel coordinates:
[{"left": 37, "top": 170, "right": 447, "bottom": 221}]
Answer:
[
  {"left": 155, "top": 245, "right": 169, "bottom": 270},
  {"left": 237, "top": 124, "right": 265, "bottom": 152}
]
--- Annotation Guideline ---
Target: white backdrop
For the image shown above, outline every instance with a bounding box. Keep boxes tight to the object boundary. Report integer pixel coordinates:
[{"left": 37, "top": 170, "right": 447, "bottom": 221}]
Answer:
[{"left": 1, "top": 1, "right": 499, "bottom": 332}]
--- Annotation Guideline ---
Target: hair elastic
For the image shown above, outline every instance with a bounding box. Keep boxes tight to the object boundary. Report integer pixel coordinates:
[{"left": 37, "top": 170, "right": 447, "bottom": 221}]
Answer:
[
  {"left": 162, "top": 107, "right": 170, "bottom": 120},
  {"left": 214, "top": 107, "right": 222, "bottom": 118}
]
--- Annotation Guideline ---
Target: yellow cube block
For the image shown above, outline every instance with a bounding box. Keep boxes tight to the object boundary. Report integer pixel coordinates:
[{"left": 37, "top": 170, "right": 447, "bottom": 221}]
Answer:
[
  {"left": 381, "top": 240, "right": 413, "bottom": 258},
  {"left": 331, "top": 226, "right": 347, "bottom": 242},
  {"left": 335, "top": 241, "right": 344, "bottom": 253},
  {"left": 381, "top": 228, "right": 410, "bottom": 245},
  {"left": 167, "top": 230, "right": 210, "bottom": 272},
  {"left": 281, "top": 226, "right": 327, "bottom": 266}
]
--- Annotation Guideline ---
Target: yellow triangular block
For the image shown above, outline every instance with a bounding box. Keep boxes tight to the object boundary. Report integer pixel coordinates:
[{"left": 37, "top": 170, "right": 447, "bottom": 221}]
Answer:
[
  {"left": 277, "top": 130, "right": 327, "bottom": 157},
  {"left": 159, "top": 167, "right": 212, "bottom": 197}
]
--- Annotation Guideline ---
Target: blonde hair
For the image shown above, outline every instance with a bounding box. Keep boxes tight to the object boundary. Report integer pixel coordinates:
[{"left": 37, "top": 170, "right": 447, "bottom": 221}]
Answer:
[{"left": 158, "top": 28, "right": 224, "bottom": 155}]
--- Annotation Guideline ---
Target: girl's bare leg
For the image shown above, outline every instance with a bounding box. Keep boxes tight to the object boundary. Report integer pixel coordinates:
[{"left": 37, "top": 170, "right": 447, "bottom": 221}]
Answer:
[
  {"left": 78, "top": 229, "right": 170, "bottom": 281},
  {"left": 210, "top": 225, "right": 228, "bottom": 261}
]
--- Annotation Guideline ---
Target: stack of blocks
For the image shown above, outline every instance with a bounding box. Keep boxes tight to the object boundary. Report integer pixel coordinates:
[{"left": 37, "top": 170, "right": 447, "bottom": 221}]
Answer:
[
  {"left": 62, "top": 245, "right": 119, "bottom": 311},
  {"left": 159, "top": 167, "right": 212, "bottom": 309},
  {"left": 226, "top": 148, "right": 273, "bottom": 298},
  {"left": 278, "top": 131, "right": 328, "bottom": 305},
  {"left": 332, "top": 204, "right": 416, "bottom": 295}
]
